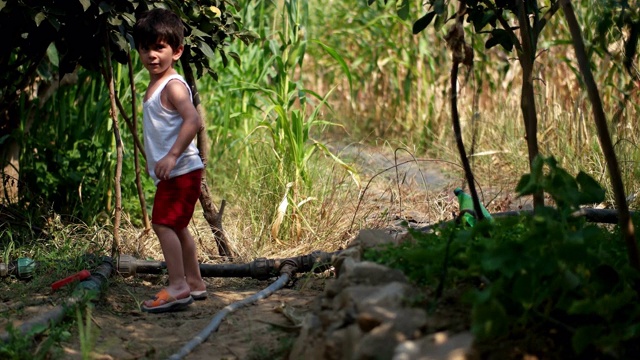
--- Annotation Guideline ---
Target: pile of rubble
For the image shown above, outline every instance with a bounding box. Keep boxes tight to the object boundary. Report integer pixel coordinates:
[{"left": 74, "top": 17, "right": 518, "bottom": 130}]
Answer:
[{"left": 290, "top": 229, "right": 474, "bottom": 360}]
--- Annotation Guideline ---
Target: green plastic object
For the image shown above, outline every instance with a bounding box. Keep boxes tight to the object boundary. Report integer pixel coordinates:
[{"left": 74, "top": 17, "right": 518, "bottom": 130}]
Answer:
[
  {"left": 16, "top": 258, "right": 36, "bottom": 279},
  {"left": 454, "top": 187, "right": 493, "bottom": 227}
]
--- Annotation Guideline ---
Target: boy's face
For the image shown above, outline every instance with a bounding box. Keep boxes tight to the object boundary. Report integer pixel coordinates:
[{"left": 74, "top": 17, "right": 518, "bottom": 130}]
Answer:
[{"left": 138, "top": 40, "right": 183, "bottom": 77}]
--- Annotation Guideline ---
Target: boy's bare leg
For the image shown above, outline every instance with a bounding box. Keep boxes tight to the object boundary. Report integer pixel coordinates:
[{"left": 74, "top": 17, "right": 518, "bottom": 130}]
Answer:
[
  {"left": 146, "top": 224, "right": 191, "bottom": 303},
  {"left": 176, "top": 227, "right": 206, "bottom": 292}
]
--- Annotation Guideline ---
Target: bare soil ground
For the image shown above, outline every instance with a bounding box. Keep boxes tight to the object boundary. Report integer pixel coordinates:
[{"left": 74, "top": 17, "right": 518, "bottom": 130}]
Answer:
[{"left": 57, "top": 275, "right": 328, "bottom": 360}]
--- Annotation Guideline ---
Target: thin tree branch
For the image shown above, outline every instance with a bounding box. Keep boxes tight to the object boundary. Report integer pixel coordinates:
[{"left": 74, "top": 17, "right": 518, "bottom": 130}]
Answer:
[
  {"left": 447, "top": 2, "right": 486, "bottom": 221},
  {"left": 115, "top": 95, "right": 146, "bottom": 160},
  {"left": 103, "top": 29, "right": 124, "bottom": 257},
  {"left": 534, "top": 1, "right": 561, "bottom": 37},
  {"left": 480, "top": 0, "right": 524, "bottom": 54},
  {"left": 517, "top": 0, "right": 544, "bottom": 208},
  {"left": 179, "top": 52, "right": 234, "bottom": 259},
  {"left": 560, "top": 0, "right": 640, "bottom": 273},
  {"left": 125, "top": 52, "right": 150, "bottom": 233}
]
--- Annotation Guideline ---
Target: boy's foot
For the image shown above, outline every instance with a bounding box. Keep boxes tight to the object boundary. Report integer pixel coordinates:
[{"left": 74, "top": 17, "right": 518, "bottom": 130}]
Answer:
[
  {"left": 141, "top": 289, "right": 194, "bottom": 313},
  {"left": 190, "top": 290, "right": 208, "bottom": 300},
  {"left": 189, "top": 279, "right": 207, "bottom": 300}
]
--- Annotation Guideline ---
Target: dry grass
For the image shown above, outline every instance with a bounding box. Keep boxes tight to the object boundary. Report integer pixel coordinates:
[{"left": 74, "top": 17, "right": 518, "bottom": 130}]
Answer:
[{"left": 112, "top": 145, "right": 470, "bottom": 263}]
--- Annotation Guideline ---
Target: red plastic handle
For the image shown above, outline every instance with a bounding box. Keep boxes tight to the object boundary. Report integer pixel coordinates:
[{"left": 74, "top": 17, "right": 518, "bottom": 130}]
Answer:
[{"left": 51, "top": 269, "right": 91, "bottom": 291}]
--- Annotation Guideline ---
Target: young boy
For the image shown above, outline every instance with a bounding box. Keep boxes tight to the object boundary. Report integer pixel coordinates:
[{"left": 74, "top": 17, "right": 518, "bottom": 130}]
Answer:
[{"left": 133, "top": 8, "right": 207, "bottom": 313}]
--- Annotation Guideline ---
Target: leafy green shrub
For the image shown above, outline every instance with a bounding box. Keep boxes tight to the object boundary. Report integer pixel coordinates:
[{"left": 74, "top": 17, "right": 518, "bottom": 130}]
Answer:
[{"left": 365, "top": 156, "right": 640, "bottom": 357}]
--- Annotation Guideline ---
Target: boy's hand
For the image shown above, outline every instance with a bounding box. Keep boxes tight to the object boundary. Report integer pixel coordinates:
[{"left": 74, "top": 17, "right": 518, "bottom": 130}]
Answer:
[{"left": 155, "top": 154, "right": 178, "bottom": 181}]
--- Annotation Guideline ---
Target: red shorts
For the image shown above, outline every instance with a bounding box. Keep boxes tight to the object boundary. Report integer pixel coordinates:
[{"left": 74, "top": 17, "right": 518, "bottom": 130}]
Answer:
[{"left": 152, "top": 169, "right": 202, "bottom": 230}]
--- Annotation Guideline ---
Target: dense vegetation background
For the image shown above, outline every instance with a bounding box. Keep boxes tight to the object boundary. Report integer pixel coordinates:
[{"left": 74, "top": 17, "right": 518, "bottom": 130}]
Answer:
[
  {"left": 1, "top": 0, "right": 640, "bottom": 357},
  {"left": 1, "top": 0, "right": 638, "bottom": 249}
]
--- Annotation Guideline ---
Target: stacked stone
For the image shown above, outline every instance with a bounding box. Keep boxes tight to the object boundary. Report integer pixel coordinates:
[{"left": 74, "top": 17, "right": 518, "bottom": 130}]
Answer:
[{"left": 290, "top": 229, "right": 474, "bottom": 360}]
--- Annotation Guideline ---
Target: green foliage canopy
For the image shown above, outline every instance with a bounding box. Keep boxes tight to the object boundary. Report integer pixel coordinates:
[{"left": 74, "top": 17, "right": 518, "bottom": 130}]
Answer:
[
  {"left": 0, "top": 0, "right": 257, "bottom": 122},
  {"left": 0, "top": 0, "right": 257, "bottom": 220}
]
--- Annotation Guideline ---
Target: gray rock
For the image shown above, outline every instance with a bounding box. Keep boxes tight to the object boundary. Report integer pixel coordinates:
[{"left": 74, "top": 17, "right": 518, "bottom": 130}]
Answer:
[
  {"left": 349, "top": 229, "right": 397, "bottom": 252},
  {"left": 325, "top": 324, "right": 363, "bottom": 360},
  {"left": 354, "top": 322, "right": 398, "bottom": 360},
  {"left": 358, "top": 282, "right": 416, "bottom": 310},
  {"left": 346, "top": 261, "right": 409, "bottom": 287},
  {"left": 290, "top": 227, "right": 475, "bottom": 360},
  {"left": 288, "top": 314, "right": 325, "bottom": 360},
  {"left": 357, "top": 306, "right": 427, "bottom": 336},
  {"left": 393, "top": 331, "right": 474, "bottom": 360}
]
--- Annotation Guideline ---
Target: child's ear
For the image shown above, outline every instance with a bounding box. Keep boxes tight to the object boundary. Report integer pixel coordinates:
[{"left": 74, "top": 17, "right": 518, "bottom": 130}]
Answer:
[{"left": 172, "top": 45, "right": 184, "bottom": 61}]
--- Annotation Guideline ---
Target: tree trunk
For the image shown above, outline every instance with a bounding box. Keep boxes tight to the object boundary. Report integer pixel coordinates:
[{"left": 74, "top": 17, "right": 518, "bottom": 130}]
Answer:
[
  {"left": 1, "top": 98, "right": 21, "bottom": 204},
  {"left": 180, "top": 57, "right": 234, "bottom": 259},
  {"left": 560, "top": 0, "right": 640, "bottom": 273},
  {"left": 1, "top": 130, "right": 19, "bottom": 204},
  {"left": 517, "top": 0, "right": 544, "bottom": 208}
]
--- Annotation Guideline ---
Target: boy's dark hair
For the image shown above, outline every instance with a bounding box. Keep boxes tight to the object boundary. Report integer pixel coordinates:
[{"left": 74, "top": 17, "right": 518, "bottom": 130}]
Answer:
[{"left": 133, "top": 8, "right": 184, "bottom": 51}]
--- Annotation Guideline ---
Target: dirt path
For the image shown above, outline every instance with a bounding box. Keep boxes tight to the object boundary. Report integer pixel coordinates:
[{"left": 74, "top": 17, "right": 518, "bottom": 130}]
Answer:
[{"left": 60, "top": 275, "right": 327, "bottom": 360}]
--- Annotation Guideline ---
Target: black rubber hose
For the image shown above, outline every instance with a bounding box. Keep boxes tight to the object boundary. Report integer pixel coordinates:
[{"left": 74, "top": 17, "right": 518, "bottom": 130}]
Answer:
[
  {"left": 417, "top": 208, "right": 636, "bottom": 232},
  {"left": 132, "top": 260, "right": 255, "bottom": 278},
  {"left": 118, "top": 251, "right": 341, "bottom": 280},
  {"left": 490, "top": 208, "right": 634, "bottom": 224}
]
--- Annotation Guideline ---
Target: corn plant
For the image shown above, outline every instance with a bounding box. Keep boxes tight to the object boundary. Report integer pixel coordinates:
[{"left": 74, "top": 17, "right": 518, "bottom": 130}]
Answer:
[
  {"left": 219, "top": 0, "right": 357, "bottom": 244},
  {"left": 196, "top": 1, "right": 273, "bottom": 172},
  {"left": 247, "top": 0, "right": 354, "bottom": 186},
  {"left": 306, "top": 0, "right": 454, "bottom": 144},
  {"left": 176, "top": 0, "right": 360, "bottom": 248}
]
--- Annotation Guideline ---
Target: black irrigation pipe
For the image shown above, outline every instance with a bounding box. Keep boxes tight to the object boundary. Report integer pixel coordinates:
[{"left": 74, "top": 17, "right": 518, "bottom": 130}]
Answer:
[
  {"left": 0, "top": 258, "right": 114, "bottom": 343},
  {"left": 415, "top": 208, "right": 635, "bottom": 233},
  {"left": 117, "top": 250, "right": 339, "bottom": 279}
]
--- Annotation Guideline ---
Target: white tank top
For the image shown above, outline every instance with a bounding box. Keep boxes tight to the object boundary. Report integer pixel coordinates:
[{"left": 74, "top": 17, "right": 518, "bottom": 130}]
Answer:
[{"left": 143, "top": 74, "right": 204, "bottom": 185}]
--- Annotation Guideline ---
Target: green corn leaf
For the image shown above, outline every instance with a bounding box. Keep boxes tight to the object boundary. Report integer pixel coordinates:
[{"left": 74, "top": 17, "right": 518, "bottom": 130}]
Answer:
[{"left": 311, "top": 39, "right": 352, "bottom": 96}]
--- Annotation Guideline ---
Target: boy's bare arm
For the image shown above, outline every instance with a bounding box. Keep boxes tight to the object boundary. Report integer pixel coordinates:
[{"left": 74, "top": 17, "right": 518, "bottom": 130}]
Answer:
[{"left": 154, "top": 80, "right": 203, "bottom": 180}]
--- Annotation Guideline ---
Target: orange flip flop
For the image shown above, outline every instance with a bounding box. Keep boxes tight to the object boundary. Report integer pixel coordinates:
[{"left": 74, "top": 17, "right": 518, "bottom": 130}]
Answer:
[{"left": 141, "top": 289, "right": 194, "bottom": 313}]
